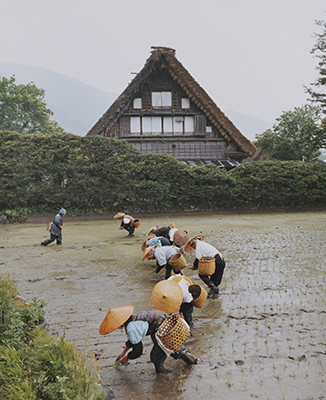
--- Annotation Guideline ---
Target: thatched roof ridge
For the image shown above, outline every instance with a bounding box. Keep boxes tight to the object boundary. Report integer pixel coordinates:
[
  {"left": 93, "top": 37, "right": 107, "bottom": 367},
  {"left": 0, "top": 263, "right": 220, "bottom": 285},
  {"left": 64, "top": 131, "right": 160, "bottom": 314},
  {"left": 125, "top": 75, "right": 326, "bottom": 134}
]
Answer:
[
  {"left": 159, "top": 50, "right": 256, "bottom": 155},
  {"left": 87, "top": 55, "right": 159, "bottom": 137},
  {"left": 87, "top": 47, "right": 256, "bottom": 156}
]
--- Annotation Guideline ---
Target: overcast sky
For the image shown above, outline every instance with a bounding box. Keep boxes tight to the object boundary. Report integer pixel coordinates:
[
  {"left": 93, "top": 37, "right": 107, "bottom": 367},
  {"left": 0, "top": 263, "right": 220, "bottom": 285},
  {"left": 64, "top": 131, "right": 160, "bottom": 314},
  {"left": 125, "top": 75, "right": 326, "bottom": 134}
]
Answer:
[{"left": 1, "top": 0, "right": 325, "bottom": 123}]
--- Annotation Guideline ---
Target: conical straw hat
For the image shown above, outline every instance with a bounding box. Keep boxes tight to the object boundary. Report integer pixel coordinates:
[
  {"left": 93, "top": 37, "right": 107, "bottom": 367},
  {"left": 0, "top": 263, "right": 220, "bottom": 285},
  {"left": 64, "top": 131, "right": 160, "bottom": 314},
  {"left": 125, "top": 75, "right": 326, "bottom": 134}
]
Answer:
[
  {"left": 141, "top": 237, "right": 153, "bottom": 252},
  {"left": 142, "top": 244, "right": 156, "bottom": 260},
  {"left": 151, "top": 280, "right": 183, "bottom": 314},
  {"left": 99, "top": 304, "right": 134, "bottom": 335},
  {"left": 184, "top": 234, "right": 204, "bottom": 252},
  {"left": 148, "top": 225, "right": 158, "bottom": 236},
  {"left": 113, "top": 212, "right": 125, "bottom": 219}
]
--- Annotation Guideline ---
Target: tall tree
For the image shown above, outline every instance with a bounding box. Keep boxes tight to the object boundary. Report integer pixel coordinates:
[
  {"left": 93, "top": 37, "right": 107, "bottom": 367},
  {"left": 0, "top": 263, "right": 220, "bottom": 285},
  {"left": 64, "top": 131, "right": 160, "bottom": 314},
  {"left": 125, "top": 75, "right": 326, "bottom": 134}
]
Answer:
[
  {"left": 305, "top": 19, "right": 326, "bottom": 114},
  {"left": 0, "top": 75, "right": 64, "bottom": 134},
  {"left": 256, "top": 104, "right": 326, "bottom": 162}
]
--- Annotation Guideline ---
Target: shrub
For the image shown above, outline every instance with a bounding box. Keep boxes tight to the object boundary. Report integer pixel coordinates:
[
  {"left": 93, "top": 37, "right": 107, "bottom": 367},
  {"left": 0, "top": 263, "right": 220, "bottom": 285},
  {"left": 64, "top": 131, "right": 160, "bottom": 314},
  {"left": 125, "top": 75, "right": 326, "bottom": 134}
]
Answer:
[{"left": 0, "top": 275, "right": 106, "bottom": 400}]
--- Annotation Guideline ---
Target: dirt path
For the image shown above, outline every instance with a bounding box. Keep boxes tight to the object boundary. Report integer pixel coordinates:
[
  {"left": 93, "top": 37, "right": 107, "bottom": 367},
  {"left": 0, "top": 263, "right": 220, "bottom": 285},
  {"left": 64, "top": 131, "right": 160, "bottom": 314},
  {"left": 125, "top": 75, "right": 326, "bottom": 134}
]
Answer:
[{"left": 1, "top": 212, "right": 325, "bottom": 399}]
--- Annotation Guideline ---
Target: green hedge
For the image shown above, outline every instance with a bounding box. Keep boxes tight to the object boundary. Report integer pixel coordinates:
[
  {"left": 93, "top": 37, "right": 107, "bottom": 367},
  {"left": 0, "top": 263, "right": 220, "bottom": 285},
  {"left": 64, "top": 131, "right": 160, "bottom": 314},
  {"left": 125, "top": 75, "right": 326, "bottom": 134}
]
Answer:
[{"left": 1, "top": 130, "right": 326, "bottom": 216}]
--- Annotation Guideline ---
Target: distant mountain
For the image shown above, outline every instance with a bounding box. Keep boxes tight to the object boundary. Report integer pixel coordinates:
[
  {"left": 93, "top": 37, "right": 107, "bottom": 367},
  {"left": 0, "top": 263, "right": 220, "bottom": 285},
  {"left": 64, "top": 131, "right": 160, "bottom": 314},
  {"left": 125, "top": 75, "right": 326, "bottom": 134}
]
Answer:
[
  {"left": 0, "top": 63, "right": 272, "bottom": 139},
  {"left": 0, "top": 62, "right": 117, "bottom": 136},
  {"left": 225, "top": 110, "right": 273, "bottom": 142}
]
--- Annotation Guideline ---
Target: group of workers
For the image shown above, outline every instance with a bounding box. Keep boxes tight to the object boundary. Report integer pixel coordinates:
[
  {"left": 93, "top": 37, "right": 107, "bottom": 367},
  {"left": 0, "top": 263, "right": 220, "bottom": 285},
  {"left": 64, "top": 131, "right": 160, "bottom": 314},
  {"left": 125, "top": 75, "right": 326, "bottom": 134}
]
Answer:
[
  {"left": 99, "top": 216, "right": 226, "bottom": 375},
  {"left": 41, "top": 210, "right": 226, "bottom": 378}
]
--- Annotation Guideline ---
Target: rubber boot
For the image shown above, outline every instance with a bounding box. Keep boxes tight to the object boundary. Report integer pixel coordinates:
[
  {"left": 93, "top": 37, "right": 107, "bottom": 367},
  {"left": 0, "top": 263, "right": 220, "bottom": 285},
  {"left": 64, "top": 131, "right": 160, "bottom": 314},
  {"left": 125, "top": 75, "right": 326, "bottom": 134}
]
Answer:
[
  {"left": 180, "top": 350, "right": 197, "bottom": 365},
  {"left": 208, "top": 284, "right": 219, "bottom": 297},
  {"left": 154, "top": 362, "right": 166, "bottom": 373}
]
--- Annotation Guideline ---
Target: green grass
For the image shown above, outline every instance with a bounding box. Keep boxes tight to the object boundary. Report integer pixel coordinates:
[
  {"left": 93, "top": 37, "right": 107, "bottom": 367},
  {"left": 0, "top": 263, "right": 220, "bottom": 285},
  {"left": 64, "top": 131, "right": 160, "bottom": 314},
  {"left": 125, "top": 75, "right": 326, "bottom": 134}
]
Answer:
[{"left": 0, "top": 274, "right": 106, "bottom": 400}]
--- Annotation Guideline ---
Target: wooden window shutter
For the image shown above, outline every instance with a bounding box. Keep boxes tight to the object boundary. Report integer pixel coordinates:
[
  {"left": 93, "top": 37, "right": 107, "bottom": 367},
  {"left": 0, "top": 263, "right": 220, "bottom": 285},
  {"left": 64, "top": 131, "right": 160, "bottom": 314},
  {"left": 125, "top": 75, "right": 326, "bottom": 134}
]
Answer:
[
  {"left": 194, "top": 115, "right": 206, "bottom": 136},
  {"left": 120, "top": 116, "right": 130, "bottom": 136}
]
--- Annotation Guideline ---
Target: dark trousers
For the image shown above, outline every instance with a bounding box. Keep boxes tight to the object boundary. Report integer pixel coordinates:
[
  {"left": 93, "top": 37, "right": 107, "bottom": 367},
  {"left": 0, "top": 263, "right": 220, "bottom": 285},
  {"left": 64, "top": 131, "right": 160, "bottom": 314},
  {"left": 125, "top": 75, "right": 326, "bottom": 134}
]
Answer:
[
  {"left": 122, "top": 223, "right": 135, "bottom": 236},
  {"left": 198, "top": 254, "right": 225, "bottom": 288},
  {"left": 43, "top": 234, "right": 62, "bottom": 245}
]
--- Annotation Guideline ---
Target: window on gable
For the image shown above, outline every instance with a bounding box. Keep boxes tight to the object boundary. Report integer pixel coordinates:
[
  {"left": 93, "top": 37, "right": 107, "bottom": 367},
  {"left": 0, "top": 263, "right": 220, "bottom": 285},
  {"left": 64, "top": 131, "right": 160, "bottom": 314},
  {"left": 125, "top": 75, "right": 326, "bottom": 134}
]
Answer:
[
  {"left": 185, "top": 116, "right": 194, "bottom": 132},
  {"left": 181, "top": 98, "right": 190, "bottom": 109},
  {"left": 130, "top": 117, "right": 141, "bottom": 133},
  {"left": 152, "top": 92, "right": 172, "bottom": 108},
  {"left": 133, "top": 98, "right": 142, "bottom": 109},
  {"left": 129, "top": 115, "right": 194, "bottom": 135}
]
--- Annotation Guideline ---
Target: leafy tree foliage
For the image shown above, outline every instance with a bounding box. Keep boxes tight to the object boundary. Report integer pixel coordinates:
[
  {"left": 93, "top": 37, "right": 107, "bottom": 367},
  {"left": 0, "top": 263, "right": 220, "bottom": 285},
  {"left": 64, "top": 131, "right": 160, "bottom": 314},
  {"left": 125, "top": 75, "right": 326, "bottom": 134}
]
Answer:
[
  {"left": 306, "top": 19, "right": 326, "bottom": 114},
  {"left": 256, "top": 104, "right": 326, "bottom": 161},
  {"left": 0, "top": 76, "right": 64, "bottom": 134}
]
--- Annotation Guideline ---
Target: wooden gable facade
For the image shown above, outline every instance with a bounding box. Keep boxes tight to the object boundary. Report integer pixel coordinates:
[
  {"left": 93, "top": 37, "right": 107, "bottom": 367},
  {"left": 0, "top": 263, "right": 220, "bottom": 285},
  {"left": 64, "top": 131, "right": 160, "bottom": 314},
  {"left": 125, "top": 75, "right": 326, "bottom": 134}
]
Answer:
[{"left": 87, "top": 47, "right": 256, "bottom": 165}]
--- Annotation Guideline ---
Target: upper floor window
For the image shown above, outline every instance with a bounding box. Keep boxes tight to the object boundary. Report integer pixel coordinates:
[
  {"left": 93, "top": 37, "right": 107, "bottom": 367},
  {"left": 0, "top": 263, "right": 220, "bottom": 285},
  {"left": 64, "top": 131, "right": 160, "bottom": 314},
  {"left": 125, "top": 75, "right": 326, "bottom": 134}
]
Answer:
[
  {"left": 152, "top": 92, "right": 172, "bottom": 108},
  {"left": 181, "top": 98, "right": 190, "bottom": 109},
  {"left": 133, "top": 98, "right": 142, "bottom": 109}
]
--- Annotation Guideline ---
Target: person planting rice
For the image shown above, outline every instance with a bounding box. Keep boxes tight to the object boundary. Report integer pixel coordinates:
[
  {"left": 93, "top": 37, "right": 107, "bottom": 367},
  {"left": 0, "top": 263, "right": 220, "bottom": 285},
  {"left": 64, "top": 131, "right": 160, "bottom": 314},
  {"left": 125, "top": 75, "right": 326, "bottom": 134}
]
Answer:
[
  {"left": 141, "top": 235, "right": 171, "bottom": 251},
  {"left": 99, "top": 305, "right": 197, "bottom": 374},
  {"left": 142, "top": 244, "right": 181, "bottom": 279},
  {"left": 184, "top": 234, "right": 225, "bottom": 297},
  {"left": 167, "top": 274, "right": 194, "bottom": 327},
  {"left": 149, "top": 223, "right": 188, "bottom": 248},
  {"left": 113, "top": 212, "right": 140, "bottom": 237}
]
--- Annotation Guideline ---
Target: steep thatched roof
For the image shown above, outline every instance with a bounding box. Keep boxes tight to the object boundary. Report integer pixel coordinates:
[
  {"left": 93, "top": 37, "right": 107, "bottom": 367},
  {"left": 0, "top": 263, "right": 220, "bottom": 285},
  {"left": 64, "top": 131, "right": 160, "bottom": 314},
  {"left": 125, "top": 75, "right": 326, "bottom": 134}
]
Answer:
[{"left": 87, "top": 46, "right": 256, "bottom": 157}]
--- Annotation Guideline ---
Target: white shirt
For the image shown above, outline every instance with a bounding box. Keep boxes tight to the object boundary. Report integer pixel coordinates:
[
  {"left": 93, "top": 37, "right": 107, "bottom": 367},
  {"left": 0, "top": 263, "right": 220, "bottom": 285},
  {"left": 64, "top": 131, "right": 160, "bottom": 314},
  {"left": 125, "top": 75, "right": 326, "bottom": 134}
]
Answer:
[
  {"left": 168, "top": 274, "right": 193, "bottom": 303},
  {"left": 195, "top": 240, "right": 223, "bottom": 260},
  {"left": 154, "top": 246, "right": 179, "bottom": 266},
  {"left": 169, "top": 228, "right": 178, "bottom": 242}
]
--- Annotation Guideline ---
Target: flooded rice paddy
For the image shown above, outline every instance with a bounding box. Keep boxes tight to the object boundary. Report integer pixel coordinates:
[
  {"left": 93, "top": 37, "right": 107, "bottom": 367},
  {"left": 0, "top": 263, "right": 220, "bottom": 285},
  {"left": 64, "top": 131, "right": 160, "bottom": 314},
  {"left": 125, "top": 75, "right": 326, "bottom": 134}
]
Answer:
[{"left": 0, "top": 211, "right": 326, "bottom": 400}]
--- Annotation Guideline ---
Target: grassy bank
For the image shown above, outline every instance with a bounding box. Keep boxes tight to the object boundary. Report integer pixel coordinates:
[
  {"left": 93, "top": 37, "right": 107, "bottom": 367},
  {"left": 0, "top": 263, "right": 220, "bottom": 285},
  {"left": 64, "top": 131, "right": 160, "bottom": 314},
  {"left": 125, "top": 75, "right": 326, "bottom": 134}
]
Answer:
[{"left": 0, "top": 274, "right": 106, "bottom": 400}]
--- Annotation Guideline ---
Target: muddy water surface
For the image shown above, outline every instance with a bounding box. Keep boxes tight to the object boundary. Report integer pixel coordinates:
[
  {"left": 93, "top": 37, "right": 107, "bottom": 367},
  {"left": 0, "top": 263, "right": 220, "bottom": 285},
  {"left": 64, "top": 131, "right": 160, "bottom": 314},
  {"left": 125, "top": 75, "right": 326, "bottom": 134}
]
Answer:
[{"left": 0, "top": 212, "right": 325, "bottom": 400}]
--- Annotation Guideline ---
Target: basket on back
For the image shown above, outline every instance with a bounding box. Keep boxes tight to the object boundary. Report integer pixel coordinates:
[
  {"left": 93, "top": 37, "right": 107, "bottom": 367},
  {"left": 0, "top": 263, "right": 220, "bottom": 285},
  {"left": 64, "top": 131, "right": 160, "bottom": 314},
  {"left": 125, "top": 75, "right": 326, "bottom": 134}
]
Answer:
[
  {"left": 133, "top": 218, "right": 141, "bottom": 228},
  {"left": 173, "top": 229, "right": 189, "bottom": 247},
  {"left": 170, "top": 253, "right": 187, "bottom": 272},
  {"left": 189, "top": 284, "right": 208, "bottom": 308},
  {"left": 198, "top": 257, "right": 215, "bottom": 275},
  {"left": 157, "top": 313, "right": 190, "bottom": 352}
]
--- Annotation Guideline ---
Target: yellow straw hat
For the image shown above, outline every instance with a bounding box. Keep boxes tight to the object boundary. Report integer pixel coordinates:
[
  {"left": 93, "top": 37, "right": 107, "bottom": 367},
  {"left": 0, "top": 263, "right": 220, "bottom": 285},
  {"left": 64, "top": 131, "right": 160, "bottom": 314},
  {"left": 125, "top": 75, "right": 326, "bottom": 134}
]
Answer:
[
  {"left": 99, "top": 304, "right": 134, "bottom": 335},
  {"left": 113, "top": 212, "right": 125, "bottom": 219},
  {"left": 169, "top": 222, "right": 177, "bottom": 228},
  {"left": 148, "top": 225, "right": 158, "bottom": 236},
  {"left": 141, "top": 237, "right": 153, "bottom": 252},
  {"left": 151, "top": 280, "right": 183, "bottom": 314},
  {"left": 142, "top": 244, "right": 156, "bottom": 260},
  {"left": 184, "top": 234, "right": 204, "bottom": 252}
]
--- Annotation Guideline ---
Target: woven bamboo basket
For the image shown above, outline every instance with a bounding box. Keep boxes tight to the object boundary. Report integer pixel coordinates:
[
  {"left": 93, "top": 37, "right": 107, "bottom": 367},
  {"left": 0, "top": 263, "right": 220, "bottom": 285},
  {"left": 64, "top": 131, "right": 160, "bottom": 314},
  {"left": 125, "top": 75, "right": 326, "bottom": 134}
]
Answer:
[
  {"left": 173, "top": 229, "right": 189, "bottom": 247},
  {"left": 133, "top": 218, "right": 141, "bottom": 228},
  {"left": 170, "top": 253, "right": 187, "bottom": 272},
  {"left": 190, "top": 284, "right": 208, "bottom": 308},
  {"left": 157, "top": 313, "right": 190, "bottom": 352},
  {"left": 198, "top": 257, "right": 215, "bottom": 275}
]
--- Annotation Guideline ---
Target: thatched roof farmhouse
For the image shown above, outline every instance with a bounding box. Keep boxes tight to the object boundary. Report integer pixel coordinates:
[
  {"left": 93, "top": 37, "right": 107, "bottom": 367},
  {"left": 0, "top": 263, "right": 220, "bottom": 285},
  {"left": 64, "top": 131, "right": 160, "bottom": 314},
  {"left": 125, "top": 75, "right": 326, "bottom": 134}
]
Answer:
[{"left": 87, "top": 46, "right": 256, "bottom": 166}]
